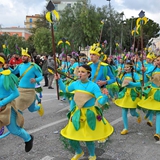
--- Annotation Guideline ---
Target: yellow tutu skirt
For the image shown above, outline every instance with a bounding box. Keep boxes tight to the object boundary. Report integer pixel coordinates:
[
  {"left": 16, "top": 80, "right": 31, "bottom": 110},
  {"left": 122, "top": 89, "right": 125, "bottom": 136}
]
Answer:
[
  {"left": 61, "top": 106, "right": 114, "bottom": 141},
  {"left": 138, "top": 88, "right": 160, "bottom": 111},
  {"left": 114, "top": 88, "right": 140, "bottom": 108}
]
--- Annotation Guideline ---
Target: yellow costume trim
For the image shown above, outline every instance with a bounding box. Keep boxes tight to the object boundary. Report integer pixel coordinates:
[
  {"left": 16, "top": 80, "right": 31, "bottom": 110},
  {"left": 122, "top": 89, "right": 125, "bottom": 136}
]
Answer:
[
  {"left": 152, "top": 72, "right": 160, "bottom": 75},
  {"left": 100, "top": 62, "right": 108, "bottom": 66},
  {"left": 75, "top": 90, "right": 94, "bottom": 97},
  {"left": 97, "top": 96, "right": 103, "bottom": 101},
  {"left": 0, "top": 57, "right": 5, "bottom": 64},
  {"left": 87, "top": 62, "right": 93, "bottom": 65},
  {"left": 0, "top": 69, "right": 11, "bottom": 75}
]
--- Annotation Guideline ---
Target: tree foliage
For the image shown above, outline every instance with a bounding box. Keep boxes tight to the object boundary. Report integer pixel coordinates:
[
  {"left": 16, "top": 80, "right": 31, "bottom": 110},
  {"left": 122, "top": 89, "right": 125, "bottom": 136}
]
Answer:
[
  {"left": 0, "top": 33, "right": 27, "bottom": 54},
  {"left": 33, "top": 27, "right": 52, "bottom": 54},
  {"left": 57, "top": 1, "right": 103, "bottom": 50}
]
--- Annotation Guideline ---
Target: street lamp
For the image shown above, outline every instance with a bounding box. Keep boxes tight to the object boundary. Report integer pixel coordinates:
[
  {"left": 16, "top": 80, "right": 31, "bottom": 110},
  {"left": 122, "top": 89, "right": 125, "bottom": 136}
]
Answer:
[{"left": 106, "top": 0, "right": 112, "bottom": 56}]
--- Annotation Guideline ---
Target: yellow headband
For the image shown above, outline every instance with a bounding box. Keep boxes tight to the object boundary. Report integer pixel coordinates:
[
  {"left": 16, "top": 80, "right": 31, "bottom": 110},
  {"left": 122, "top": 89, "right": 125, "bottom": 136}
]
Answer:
[
  {"left": 0, "top": 57, "right": 5, "bottom": 64},
  {"left": 79, "top": 67, "right": 91, "bottom": 73},
  {"left": 90, "top": 50, "right": 100, "bottom": 56}
]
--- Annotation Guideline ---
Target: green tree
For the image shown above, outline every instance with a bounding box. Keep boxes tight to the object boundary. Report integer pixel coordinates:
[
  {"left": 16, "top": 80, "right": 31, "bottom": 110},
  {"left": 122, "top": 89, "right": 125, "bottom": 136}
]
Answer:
[
  {"left": 57, "top": 1, "right": 103, "bottom": 50},
  {"left": 33, "top": 27, "right": 52, "bottom": 54},
  {"left": 0, "top": 33, "right": 27, "bottom": 55},
  {"left": 126, "top": 18, "right": 160, "bottom": 51}
]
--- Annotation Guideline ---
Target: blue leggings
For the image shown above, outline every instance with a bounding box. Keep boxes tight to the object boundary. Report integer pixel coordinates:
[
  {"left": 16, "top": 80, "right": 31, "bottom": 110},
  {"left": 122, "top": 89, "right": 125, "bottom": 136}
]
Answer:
[
  {"left": 69, "top": 140, "right": 95, "bottom": 156},
  {"left": 122, "top": 108, "right": 139, "bottom": 130},
  {"left": 156, "top": 112, "right": 160, "bottom": 134},
  {"left": 6, "top": 108, "right": 31, "bottom": 142},
  {"left": 28, "top": 100, "right": 40, "bottom": 112},
  {"left": 145, "top": 110, "right": 153, "bottom": 122}
]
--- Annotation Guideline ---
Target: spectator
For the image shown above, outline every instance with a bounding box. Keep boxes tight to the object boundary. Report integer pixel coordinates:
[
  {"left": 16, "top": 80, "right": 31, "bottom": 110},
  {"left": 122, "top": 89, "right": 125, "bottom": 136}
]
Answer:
[
  {"left": 42, "top": 55, "right": 49, "bottom": 87},
  {"left": 48, "top": 55, "right": 55, "bottom": 89}
]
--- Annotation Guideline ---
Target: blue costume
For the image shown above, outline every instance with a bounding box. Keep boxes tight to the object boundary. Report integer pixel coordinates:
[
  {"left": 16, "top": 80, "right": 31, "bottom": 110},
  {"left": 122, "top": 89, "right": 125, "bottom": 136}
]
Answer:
[
  {"left": 115, "top": 71, "right": 141, "bottom": 135},
  {"left": 138, "top": 65, "right": 160, "bottom": 141},
  {"left": 58, "top": 77, "right": 114, "bottom": 160},
  {"left": 0, "top": 54, "right": 33, "bottom": 152},
  {"left": 10, "top": 62, "right": 43, "bottom": 114},
  {"left": 88, "top": 61, "right": 115, "bottom": 85}
]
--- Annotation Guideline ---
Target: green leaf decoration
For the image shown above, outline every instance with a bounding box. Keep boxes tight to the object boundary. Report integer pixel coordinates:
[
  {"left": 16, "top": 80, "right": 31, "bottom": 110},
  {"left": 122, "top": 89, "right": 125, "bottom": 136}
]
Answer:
[
  {"left": 86, "top": 109, "right": 96, "bottom": 130},
  {"left": 72, "top": 109, "right": 80, "bottom": 131},
  {"left": 3, "top": 73, "right": 19, "bottom": 90},
  {"left": 59, "top": 91, "right": 74, "bottom": 99},
  {"left": 118, "top": 88, "right": 127, "bottom": 99},
  {"left": 143, "top": 86, "right": 151, "bottom": 99},
  {"left": 66, "top": 107, "right": 76, "bottom": 119},
  {"left": 95, "top": 106, "right": 103, "bottom": 116},
  {"left": 130, "top": 89, "right": 138, "bottom": 101},
  {"left": 154, "top": 90, "right": 160, "bottom": 102},
  {"left": 95, "top": 106, "right": 106, "bottom": 124},
  {"left": 35, "top": 87, "right": 43, "bottom": 93}
]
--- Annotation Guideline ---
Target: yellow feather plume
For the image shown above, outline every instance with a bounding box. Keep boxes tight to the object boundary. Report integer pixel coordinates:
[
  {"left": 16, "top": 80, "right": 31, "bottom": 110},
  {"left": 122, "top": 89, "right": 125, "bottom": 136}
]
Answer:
[
  {"left": 46, "top": 12, "right": 53, "bottom": 23},
  {"left": 142, "top": 16, "right": 148, "bottom": 24},
  {"left": 2, "top": 44, "right": 6, "bottom": 49},
  {"left": 52, "top": 10, "right": 60, "bottom": 21},
  {"left": 66, "top": 41, "right": 70, "bottom": 46},
  {"left": 57, "top": 40, "right": 63, "bottom": 46},
  {"left": 136, "top": 18, "right": 141, "bottom": 27}
]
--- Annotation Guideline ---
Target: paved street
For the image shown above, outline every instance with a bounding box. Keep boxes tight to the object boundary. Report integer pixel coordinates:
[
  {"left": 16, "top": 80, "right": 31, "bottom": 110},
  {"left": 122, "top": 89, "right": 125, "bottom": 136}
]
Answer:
[{"left": 1, "top": 82, "right": 160, "bottom": 160}]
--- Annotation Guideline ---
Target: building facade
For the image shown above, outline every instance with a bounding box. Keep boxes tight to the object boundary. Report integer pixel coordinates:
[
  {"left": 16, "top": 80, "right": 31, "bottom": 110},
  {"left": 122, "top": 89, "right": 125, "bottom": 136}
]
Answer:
[
  {"left": 0, "top": 27, "right": 32, "bottom": 40},
  {"left": 24, "top": 14, "right": 42, "bottom": 29},
  {"left": 46, "top": 0, "right": 78, "bottom": 10}
]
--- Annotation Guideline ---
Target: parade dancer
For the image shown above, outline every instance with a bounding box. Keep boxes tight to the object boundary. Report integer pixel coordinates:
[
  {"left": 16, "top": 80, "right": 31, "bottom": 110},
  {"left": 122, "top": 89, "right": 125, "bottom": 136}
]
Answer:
[
  {"left": 0, "top": 53, "right": 33, "bottom": 152},
  {"left": 55, "top": 65, "right": 114, "bottom": 160},
  {"left": 139, "top": 52, "right": 155, "bottom": 126},
  {"left": 10, "top": 48, "right": 44, "bottom": 116},
  {"left": 138, "top": 55, "right": 160, "bottom": 141},
  {"left": 114, "top": 62, "right": 141, "bottom": 135},
  {"left": 88, "top": 43, "right": 115, "bottom": 106}
]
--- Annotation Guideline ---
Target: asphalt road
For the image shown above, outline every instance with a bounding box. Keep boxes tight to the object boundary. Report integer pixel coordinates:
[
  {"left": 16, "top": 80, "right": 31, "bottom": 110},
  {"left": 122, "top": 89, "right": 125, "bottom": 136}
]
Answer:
[{"left": 1, "top": 82, "right": 160, "bottom": 160}]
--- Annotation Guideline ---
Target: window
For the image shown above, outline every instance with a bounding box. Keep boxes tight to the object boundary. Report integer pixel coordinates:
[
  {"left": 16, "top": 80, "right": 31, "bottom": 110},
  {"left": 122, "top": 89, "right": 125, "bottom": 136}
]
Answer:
[
  {"left": 54, "top": 4, "right": 58, "bottom": 10},
  {"left": 67, "top": 3, "right": 71, "bottom": 8},
  {"left": 30, "top": 24, "right": 32, "bottom": 28},
  {"left": 29, "top": 18, "right": 32, "bottom": 23}
]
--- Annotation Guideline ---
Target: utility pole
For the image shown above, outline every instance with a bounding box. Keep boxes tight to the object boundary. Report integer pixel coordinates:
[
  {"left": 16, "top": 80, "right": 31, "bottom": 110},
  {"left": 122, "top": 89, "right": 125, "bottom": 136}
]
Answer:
[
  {"left": 120, "top": 12, "right": 124, "bottom": 48},
  {"left": 106, "top": 0, "right": 112, "bottom": 56}
]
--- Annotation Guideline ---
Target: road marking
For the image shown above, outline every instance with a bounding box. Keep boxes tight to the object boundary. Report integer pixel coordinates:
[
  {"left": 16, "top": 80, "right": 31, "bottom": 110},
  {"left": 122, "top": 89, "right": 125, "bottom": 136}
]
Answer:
[
  {"left": 27, "top": 118, "right": 67, "bottom": 134},
  {"left": 110, "top": 114, "right": 131, "bottom": 125},
  {"left": 41, "top": 156, "right": 54, "bottom": 160},
  {"left": 56, "top": 106, "right": 69, "bottom": 113},
  {"left": 42, "top": 98, "right": 57, "bottom": 102},
  {"left": 42, "top": 93, "right": 57, "bottom": 96}
]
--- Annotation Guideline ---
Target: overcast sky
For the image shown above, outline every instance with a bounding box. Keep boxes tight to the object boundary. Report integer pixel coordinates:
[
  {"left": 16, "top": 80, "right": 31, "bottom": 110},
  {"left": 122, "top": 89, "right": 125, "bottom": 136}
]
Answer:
[{"left": 0, "top": 0, "right": 160, "bottom": 28}]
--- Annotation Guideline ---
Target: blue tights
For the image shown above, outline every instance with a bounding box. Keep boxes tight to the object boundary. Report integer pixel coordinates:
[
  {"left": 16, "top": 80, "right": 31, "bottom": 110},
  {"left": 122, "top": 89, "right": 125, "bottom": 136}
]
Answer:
[
  {"left": 145, "top": 110, "right": 153, "bottom": 122},
  {"left": 6, "top": 108, "right": 31, "bottom": 142},
  {"left": 69, "top": 140, "right": 95, "bottom": 156},
  {"left": 122, "top": 108, "right": 139, "bottom": 130},
  {"left": 156, "top": 112, "right": 160, "bottom": 134},
  {"left": 28, "top": 100, "right": 40, "bottom": 112}
]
